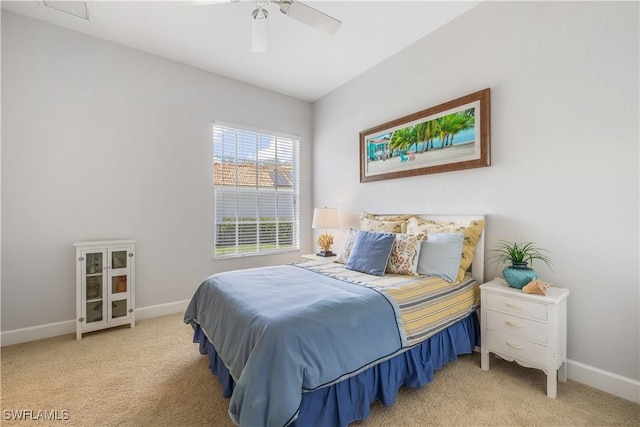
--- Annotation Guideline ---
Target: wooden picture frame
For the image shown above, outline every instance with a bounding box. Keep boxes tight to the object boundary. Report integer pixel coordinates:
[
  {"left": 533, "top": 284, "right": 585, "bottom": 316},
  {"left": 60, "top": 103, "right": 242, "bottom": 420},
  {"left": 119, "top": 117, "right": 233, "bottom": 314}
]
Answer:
[{"left": 360, "top": 88, "right": 490, "bottom": 183}]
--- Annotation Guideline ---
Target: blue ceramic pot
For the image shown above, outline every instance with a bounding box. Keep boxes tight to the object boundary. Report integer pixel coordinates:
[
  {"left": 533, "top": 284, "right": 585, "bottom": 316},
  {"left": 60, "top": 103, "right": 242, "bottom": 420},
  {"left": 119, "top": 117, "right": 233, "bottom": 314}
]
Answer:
[{"left": 503, "top": 265, "right": 538, "bottom": 289}]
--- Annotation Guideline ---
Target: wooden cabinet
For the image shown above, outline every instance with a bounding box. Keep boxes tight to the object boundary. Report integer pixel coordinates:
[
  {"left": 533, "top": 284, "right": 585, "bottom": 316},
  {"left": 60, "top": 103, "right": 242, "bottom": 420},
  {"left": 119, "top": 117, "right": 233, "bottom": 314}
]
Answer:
[
  {"left": 480, "top": 278, "right": 569, "bottom": 398},
  {"left": 74, "top": 240, "right": 136, "bottom": 340}
]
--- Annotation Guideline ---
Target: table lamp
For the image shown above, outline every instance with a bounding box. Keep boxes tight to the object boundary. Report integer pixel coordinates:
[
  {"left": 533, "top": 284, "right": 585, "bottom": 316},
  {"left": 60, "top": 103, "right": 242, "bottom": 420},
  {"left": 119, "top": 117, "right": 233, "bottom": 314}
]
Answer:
[{"left": 312, "top": 207, "right": 339, "bottom": 257}]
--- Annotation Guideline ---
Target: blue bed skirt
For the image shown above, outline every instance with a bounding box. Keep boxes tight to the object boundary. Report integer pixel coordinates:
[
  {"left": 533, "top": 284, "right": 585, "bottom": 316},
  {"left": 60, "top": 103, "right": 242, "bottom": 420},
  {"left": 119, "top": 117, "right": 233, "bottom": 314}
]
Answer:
[{"left": 192, "top": 311, "right": 479, "bottom": 427}]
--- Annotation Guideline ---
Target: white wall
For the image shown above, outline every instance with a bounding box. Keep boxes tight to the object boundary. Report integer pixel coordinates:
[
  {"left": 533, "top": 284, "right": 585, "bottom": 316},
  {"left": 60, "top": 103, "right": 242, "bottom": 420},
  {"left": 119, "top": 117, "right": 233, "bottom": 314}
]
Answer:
[
  {"left": 1, "top": 12, "right": 313, "bottom": 332},
  {"left": 313, "top": 0, "right": 639, "bottom": 390}
]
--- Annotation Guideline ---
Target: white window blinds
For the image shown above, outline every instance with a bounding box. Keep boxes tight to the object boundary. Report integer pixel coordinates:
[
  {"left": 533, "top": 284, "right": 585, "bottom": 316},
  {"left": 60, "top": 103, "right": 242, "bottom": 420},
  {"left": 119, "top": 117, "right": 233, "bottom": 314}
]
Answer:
[{"left": 213, "top": 122, "right": 300, "bottom": 258}]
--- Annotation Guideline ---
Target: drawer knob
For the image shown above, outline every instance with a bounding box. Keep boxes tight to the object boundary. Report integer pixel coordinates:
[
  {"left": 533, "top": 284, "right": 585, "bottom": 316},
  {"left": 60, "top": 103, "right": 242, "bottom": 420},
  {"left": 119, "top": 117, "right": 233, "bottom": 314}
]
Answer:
[
  {"left": 506, "top": 302, "right": 522, "bottom": 309},
  {"left": 506, "top": 320, "right": 523, "bottom": 328},
  {"left": 506, "top": 340, "right": 524, "bottom": 349}
]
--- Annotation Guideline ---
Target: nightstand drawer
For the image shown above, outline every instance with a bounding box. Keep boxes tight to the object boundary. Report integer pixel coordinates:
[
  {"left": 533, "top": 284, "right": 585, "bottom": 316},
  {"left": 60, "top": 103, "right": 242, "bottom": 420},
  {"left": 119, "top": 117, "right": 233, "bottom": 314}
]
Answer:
[
  {"left": 485, "top": 293, "right": 547, "bottom": 321},
  {"left": 486, "top": 310, "right": 547, "bottom": 343},
  {"left": 486, "top": 330, "right": 547, "bottom": 366}
]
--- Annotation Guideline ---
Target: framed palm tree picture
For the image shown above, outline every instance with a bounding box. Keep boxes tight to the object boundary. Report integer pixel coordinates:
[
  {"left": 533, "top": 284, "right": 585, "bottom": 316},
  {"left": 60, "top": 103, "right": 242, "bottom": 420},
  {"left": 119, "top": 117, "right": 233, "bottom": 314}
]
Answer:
[{"left": 359, "top": 88, "right": 490, "bottom": 183}]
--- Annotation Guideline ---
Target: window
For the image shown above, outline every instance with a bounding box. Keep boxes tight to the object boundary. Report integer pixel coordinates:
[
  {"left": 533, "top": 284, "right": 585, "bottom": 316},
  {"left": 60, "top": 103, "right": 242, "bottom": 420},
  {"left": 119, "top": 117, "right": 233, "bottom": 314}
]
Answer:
[{"left": 213, "top": 122, "right": 300, "bottom": 258}]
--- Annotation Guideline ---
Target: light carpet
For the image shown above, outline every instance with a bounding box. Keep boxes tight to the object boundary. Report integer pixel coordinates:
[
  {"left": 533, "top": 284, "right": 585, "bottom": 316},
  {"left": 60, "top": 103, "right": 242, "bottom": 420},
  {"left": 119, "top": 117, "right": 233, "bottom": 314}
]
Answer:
[{"left": 1, "top": 313, "right": 638, "bottom": 426}]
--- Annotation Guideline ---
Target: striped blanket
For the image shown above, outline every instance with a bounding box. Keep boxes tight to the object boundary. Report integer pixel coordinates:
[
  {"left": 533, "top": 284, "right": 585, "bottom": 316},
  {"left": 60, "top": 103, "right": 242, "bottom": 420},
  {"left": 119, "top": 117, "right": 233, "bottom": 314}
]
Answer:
[{"left": 300, "top": 262, "right": 480, "bottom": 347}]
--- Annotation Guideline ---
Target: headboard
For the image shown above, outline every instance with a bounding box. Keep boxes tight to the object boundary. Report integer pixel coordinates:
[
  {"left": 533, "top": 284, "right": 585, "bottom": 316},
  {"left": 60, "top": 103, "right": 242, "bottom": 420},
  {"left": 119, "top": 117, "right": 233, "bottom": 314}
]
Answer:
[{"left": 414, "top": 214, "right": 485, "bottom": 284}]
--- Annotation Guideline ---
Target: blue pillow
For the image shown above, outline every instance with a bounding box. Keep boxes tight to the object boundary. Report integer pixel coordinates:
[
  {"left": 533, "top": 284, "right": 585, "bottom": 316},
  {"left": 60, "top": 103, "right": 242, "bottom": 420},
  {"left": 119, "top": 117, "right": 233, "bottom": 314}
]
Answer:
[
  {"left": 417, "top": 233, "right": 464, "bottom": 282},
  {"left": 345, "top": 230, "right": 396, "bottom": 276}
]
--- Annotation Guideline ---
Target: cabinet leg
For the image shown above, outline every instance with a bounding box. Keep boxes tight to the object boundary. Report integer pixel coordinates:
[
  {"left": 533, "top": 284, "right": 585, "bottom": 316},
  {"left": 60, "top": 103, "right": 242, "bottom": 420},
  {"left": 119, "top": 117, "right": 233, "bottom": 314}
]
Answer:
[
  {"left": 481, "top": 349, "right": 490, "bottom": 370},
  {"left": 558, "top": 362, "right": 567, "bottom": 383},
  {"left": 547, "top": 370, "right": 558, "bottom": 398}
]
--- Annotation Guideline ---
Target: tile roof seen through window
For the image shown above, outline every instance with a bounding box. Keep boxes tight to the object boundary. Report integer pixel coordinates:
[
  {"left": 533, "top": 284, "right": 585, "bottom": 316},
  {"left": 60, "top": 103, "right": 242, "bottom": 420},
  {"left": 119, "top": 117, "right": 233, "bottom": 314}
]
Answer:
[{"left": 214, "top": 163, "right": 293, "bottom": 188}]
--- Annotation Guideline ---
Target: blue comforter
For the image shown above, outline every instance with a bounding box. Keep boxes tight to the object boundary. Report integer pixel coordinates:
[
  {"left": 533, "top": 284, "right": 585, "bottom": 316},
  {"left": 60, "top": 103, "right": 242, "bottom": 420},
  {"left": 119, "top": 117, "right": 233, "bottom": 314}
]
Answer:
[{"left": 184, "top": 264, "right": 403, "bottom": 427}]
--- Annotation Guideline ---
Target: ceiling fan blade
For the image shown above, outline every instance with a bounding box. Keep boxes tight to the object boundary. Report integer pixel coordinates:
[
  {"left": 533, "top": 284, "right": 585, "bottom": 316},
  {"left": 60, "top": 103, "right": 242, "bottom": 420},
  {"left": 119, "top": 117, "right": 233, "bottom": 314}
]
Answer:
[{"left": 279, "top": 1, "right": 341, "bottom": 35}]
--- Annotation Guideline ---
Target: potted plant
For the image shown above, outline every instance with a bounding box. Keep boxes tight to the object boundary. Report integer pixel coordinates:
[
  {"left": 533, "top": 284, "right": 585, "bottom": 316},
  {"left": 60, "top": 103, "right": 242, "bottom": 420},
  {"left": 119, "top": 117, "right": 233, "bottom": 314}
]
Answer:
[{"left": 489, "top": 241, "right": 552, "bottom": 289}]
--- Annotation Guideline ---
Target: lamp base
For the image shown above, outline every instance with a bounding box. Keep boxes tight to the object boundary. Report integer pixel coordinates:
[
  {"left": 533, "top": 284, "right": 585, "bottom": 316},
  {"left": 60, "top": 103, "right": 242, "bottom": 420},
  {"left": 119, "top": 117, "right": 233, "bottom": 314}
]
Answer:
[{"left": 316, "top": 250, "right": 336, "bottom": 257}]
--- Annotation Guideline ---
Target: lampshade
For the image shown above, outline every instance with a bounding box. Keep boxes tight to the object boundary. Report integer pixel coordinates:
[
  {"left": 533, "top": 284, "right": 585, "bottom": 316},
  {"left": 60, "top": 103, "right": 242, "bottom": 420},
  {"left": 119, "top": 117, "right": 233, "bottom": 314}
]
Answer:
[
  {"left": 312, "top": 207, "right": 339, "bottom": 230},
  {"left": 312, "top": 207, "right": 339, "bottom": 257}
]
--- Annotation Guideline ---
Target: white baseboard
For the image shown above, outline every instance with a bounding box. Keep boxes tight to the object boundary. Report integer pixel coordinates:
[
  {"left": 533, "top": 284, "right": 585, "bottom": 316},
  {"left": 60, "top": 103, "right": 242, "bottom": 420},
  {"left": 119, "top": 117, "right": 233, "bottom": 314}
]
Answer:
[
  {"left": 135, "top": 299, "right": 190, "bottom": 321},
  {"left": 0, "top": 299, "right": 190, "bottom": 347},
  {"left": 2, "top": 305, "right": 638, "bottom": 404},
  {"left": 1, "top": 319, "right": 76, "bottom": 347},
  {"left": 567, "top": 359, "right": 640, "bottom": 404}
]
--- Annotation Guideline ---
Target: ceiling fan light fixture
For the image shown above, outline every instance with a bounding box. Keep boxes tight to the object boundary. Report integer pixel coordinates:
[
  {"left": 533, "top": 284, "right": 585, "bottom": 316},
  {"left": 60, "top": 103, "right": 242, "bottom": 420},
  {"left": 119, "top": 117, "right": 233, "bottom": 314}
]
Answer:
[
  {"left": 278, "top": 1, "right": 292, "bottom": 15},
  {"left": 252, "top": 6, "right": 269, "bottom": 21},
  {"left": 186, "top": 0, "right": 341, "bottom": 52},
  {"left": 251, "top": 7, "right": 269, "bottom": 53}
]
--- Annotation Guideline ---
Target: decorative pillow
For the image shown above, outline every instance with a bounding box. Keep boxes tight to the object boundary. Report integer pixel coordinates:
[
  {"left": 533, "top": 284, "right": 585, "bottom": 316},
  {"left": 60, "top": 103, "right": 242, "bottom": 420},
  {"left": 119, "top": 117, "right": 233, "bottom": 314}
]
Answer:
[
  {"left": 334, "top": 228, "right": 358, "bottom": 264},
  {"left": 407, "top": 217, "right": 486, "bottom": 283},
  {"left": 360, "top": 212, "right": 415, "bottom": 233},
  {"left": 360, "top": 212, "right": 416, "bottom": 221},
  {"left": 386, "top": 233, "right": 426, "bottom": 276},
  {"left": 345, "top": 230, "right": 395, "bottom": 276},
  {"left": 417, "top": 233, "right": 465, "bottom": 282}
]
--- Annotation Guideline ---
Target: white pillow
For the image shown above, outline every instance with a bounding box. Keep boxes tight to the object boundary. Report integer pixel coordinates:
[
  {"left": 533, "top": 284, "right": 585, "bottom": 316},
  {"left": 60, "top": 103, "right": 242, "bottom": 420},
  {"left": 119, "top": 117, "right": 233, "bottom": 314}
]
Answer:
[{"left": 417, "top": 233, "right": 465, "bottom": 282}]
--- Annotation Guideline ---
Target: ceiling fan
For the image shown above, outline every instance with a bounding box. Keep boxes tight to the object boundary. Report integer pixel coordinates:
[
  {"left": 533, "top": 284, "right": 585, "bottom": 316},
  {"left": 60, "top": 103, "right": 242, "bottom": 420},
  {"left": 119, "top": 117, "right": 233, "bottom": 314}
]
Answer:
[{"left": 186, "top": 0, "right": 342, "bottom": 52}]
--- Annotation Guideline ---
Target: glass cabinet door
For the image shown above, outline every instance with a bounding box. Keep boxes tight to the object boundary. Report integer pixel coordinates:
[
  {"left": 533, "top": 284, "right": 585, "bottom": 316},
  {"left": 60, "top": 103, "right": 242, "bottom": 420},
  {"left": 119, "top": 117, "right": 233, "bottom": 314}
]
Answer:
[
  {"left": 107, "top": 248, "right": 131, "bottom": 321},
  {"left": 83, "top": 250, "right": 106, "bottom": 325}
]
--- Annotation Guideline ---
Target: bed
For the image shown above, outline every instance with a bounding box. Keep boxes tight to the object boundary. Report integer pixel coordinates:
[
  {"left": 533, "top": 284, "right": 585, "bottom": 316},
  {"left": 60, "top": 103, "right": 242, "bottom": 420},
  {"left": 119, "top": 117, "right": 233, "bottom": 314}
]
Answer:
[{"left": 185, "top": 214, "right": 485, "bottom": 427}]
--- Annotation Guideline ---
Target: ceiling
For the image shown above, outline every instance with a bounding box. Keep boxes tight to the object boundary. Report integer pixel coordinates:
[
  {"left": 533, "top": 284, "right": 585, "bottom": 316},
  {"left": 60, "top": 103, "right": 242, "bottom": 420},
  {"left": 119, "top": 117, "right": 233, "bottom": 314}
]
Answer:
[{"left": 1, "top": 1, "right": 481, "bottom": 102}]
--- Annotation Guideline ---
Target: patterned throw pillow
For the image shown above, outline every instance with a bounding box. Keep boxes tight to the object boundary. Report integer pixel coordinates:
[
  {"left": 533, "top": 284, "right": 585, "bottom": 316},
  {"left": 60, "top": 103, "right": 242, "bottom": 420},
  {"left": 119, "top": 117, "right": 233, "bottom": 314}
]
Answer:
[
  {"left": 407, "top": 217, "right": 485, "bottom": 283},
  {"left": 386, "top": 233, "right": 426, "bottom": 276},
  {"left": 360, "top": 212, "right": 416, "bottom": 234},
  {"left": 334, "top": 228, "right": 358, "bottom": 264}
]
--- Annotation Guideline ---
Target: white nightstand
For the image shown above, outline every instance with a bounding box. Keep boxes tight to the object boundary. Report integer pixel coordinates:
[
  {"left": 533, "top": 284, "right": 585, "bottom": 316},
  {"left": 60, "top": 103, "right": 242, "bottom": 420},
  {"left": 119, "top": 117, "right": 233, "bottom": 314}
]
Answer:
[
  {"left": 301, "top": 253, "right": 336, "bottom": 263},
  {"left": 480, "top": 278, "right": 569, "bottom": 398}
]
